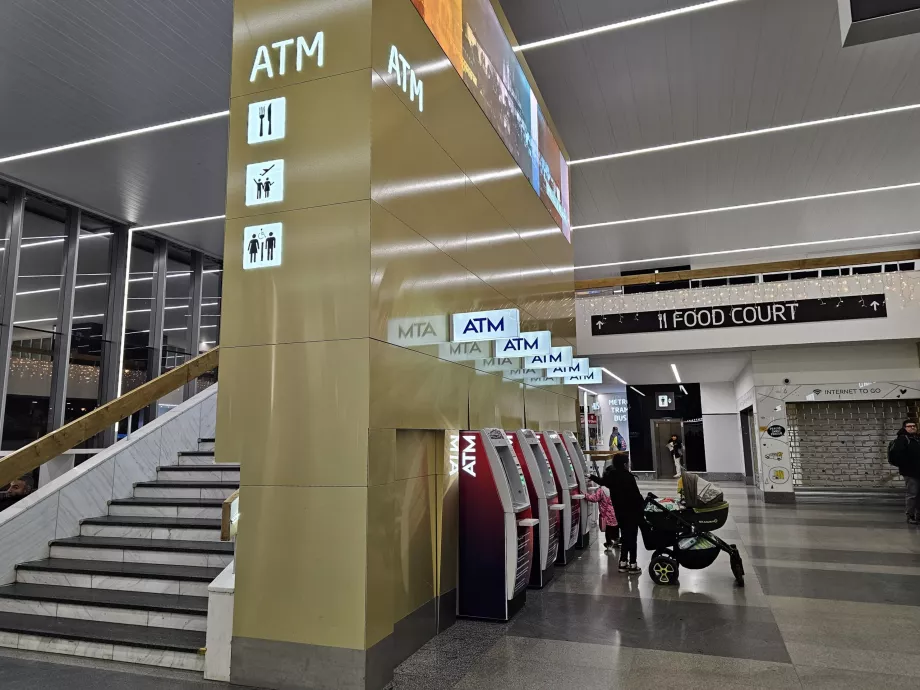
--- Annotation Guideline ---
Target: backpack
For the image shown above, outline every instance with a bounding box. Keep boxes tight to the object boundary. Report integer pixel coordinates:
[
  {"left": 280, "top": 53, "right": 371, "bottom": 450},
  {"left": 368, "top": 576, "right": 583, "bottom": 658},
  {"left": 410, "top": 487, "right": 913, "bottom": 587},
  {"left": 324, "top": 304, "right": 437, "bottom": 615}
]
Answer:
[{"left": 888, "top": 439, "right": 902, "bottom": 467}]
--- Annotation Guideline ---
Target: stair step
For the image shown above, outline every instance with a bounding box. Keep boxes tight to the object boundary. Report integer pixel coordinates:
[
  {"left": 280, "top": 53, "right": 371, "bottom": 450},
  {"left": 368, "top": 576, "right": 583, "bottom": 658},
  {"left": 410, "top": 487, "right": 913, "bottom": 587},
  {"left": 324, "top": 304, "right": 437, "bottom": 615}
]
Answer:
[
  {"left": 80, "top": 516, "right": 221, "bottom": 542},
  {"left": 157, "top": 465, "right": 239, "bottom": 482},
  {"left": 178, "top": 450, "right": 215, "bottom": 457},
  {"left": 133, "top": 480, "right": 237, "bottom": 500},
  {"left": 16, "top": 559, "right": 224, "bottom": 597},
  {"left": 49, "top": 536, "right": 233, "bottom": 569},
  {"left": 0, "top": 583, "right": 207, "bottom": 614},
  {"left": 198, "top": 438, "right": 215, "bottom": 443},
  {"left": 108, "top": 497, "right": 223, "bottom": 519},
  {"left": 0, "top": 611, "right": 205, "bottom": 669}
]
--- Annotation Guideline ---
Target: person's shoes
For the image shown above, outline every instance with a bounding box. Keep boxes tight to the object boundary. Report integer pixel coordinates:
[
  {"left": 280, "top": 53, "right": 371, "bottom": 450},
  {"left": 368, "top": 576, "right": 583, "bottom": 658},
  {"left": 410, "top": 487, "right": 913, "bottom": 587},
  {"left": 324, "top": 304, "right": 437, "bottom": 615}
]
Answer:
[
  {"left": 603, "top": 541, "right": 612, "bottom": 548},
  {"left": 618, "top": 561, "right": 628, "bottom": 572},
  {"left": 612, "top": 539, "right": 621, "bottom": 546},
  {"left": 604, "top": 544, "right": 612, "bottom": 553},
  {"left": 628, "top": 563, "right": 642, "bottom": 574}
]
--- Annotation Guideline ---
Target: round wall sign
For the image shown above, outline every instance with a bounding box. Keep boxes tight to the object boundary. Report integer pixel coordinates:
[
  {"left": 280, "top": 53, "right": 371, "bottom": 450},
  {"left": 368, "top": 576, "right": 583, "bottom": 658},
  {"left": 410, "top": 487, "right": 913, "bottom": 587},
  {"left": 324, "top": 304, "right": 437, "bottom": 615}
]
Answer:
[{"left": 767, "top": 424, "right": 786, "bottom": 438}]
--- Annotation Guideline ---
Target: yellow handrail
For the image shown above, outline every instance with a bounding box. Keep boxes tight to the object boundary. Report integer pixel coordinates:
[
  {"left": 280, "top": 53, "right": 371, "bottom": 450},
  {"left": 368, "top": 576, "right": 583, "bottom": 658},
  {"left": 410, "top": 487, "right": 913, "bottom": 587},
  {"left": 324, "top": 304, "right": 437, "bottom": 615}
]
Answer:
[
  {"left": 0, "top": 347, "right": 220, "bottom": 488},
  {"left": 221, "top": 488, "right": 240, "bottom": 541}
]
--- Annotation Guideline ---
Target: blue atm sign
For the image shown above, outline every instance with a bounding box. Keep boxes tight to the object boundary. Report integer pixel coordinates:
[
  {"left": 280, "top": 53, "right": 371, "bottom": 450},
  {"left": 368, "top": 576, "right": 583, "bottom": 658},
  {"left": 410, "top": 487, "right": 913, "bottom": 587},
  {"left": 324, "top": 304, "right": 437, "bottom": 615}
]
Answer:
[
  {"left": 493, "top": 330, "right": 551, "bottom": 357},
  {"left": 525, "top": 346, "right": 573, "bottom": 370},
  {"left": 451, "top": 309, "right": 520, "bottom": 343}
]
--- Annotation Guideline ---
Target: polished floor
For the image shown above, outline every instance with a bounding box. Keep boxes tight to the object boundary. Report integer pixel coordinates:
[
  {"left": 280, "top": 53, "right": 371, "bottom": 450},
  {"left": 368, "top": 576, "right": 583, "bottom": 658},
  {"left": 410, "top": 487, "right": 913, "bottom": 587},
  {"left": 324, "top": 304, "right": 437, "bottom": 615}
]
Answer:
[
  {"left": 2, "top": 481, "right": 919, "bottom": 689},
  {"left": 394, "top": 481, "right": 920, "bottom": 689}
]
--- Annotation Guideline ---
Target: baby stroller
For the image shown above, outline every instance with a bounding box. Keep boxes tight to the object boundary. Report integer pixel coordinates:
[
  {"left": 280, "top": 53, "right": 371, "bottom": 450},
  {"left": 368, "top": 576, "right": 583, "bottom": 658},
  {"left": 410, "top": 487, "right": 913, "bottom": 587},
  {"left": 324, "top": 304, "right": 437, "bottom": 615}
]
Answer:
[{"left": 639, "top": 472, "right": 745, "bottom": 586}]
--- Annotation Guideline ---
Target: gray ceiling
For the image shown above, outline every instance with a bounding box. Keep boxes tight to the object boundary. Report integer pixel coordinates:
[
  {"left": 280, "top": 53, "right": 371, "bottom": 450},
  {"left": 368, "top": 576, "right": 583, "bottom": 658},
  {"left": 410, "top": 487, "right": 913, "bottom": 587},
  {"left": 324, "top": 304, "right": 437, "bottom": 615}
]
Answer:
[{"left": 2, "top": 0, "right": 920, "bottom": 276}]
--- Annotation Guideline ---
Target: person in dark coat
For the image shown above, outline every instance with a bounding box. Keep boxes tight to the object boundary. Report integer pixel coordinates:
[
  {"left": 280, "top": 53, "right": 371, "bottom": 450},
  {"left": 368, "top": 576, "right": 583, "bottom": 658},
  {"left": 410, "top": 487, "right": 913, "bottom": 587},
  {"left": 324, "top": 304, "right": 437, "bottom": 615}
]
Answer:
[
  {"left": 591, "top": 455, "right": 644, "bottom": 573},
  {"left": 891, "top": 420, "right": 920, "bottom": 524}
]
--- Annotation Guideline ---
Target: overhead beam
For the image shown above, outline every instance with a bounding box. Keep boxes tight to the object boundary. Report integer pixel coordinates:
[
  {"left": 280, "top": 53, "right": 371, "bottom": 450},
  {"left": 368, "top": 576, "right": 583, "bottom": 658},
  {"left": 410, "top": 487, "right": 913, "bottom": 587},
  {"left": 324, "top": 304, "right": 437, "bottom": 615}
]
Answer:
[{"left": 575, "top": 248, "right": 920, "bottom": 292}]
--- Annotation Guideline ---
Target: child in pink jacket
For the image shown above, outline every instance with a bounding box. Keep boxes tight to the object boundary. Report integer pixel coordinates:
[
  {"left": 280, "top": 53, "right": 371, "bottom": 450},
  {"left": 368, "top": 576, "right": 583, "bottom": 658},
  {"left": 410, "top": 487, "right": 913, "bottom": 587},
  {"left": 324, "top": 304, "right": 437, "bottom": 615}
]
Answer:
[{"left": 585, "top": 484, "right": 618, "bottom": 551}]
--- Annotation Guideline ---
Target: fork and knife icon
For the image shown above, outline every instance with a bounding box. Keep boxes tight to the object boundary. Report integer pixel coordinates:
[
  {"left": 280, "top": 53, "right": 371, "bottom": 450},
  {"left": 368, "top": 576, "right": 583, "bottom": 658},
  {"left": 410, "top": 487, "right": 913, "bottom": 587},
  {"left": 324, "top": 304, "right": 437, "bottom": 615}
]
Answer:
[{"left": 258, "top": 103, "right": 273, "bottom": 137}]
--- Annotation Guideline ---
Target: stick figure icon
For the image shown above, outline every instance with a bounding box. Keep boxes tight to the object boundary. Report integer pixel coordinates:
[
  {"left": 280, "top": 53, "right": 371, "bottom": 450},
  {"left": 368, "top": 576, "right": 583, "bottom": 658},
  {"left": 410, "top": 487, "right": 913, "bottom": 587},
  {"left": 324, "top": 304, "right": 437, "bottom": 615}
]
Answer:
[
  {"left": 266, "top": 232, "right": 276, "bottom": 260},
  {"left": 248, "top": 234, "right": 260, "bottom": 264}
]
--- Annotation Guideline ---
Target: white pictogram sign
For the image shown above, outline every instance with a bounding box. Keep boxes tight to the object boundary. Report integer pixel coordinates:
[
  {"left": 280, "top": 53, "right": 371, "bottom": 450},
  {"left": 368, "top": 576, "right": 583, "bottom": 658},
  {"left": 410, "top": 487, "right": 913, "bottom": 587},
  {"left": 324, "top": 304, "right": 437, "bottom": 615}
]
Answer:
[
  {"left": 248, "top": 97, "right": 286, "bottom": 144},
  {"left": 246, "top": 160, "right": 285, "bottom": 206},
  {"left": 243, "top": 223, "right": 283, "bottom": 270}
]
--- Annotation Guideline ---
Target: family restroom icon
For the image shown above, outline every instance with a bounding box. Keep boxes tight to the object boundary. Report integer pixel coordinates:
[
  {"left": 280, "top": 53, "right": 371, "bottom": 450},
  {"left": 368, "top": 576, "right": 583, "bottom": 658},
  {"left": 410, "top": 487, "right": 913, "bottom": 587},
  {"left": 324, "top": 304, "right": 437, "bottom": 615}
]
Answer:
[{"left": 243, "top": 222, "right": 283, "bottom": 270}]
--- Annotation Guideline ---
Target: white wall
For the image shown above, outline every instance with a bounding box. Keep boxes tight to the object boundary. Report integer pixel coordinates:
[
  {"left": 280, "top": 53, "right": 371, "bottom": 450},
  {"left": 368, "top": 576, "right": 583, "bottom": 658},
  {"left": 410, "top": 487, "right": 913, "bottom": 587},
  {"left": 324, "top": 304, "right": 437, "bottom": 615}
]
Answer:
[
  {"left": 699, "top": 382, "right": 745, "bottom": 477},
  {"left": 751, "top": 341, "right": 920, "bottom": 385}
]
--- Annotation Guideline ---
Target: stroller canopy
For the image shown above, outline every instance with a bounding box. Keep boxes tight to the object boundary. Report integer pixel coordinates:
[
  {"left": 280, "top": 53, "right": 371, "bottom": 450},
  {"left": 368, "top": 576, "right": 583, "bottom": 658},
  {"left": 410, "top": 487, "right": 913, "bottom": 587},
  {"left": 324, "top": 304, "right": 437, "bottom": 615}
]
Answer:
[{"left": 681, "top": 472, "right": 724, "bottom": 508}]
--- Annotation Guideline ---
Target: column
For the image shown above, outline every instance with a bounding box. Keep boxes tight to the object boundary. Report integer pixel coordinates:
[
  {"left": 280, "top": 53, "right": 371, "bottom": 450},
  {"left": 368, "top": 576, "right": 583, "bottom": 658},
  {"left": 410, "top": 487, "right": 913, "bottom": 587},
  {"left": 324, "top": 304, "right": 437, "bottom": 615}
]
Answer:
[
  {"left": 47, "top": 207, "right": 81, "bottom": 432},
  {"left": 183, "top": 250, "right": 203, "bottom": 400},
  {"left": 100, "top": 225, "right": 129, "bottom": 445},
  {"left": 146, "top": 238, "right": 167, "bottom": 420},
  {"left": 0, "top": 187, "right": 26, "bottom": 442}
]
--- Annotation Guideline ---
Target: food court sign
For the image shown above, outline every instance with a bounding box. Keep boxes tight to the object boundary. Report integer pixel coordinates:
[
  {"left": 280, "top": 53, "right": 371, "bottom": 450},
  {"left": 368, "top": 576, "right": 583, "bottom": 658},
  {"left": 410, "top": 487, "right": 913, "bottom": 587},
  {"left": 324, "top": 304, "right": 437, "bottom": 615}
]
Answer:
[{"left": 592, "top": 295, "right": 887, "bottom": 336}]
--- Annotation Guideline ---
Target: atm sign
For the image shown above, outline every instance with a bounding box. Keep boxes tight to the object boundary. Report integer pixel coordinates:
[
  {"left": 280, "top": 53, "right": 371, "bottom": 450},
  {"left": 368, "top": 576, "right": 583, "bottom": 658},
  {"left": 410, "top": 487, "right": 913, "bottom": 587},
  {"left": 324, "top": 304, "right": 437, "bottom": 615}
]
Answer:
[
  {"left": 451, "top": 309, "right": 520, "bottom": 342},
  {"left": 493, "top": 331, "right": 551, "bottom": 357}
]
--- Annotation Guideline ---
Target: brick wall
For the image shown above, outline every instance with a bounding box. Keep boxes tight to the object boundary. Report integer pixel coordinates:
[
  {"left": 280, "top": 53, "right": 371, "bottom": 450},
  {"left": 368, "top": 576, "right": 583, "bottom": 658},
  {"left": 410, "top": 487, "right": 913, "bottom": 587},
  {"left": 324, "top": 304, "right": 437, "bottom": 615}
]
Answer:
[{"left": 786, "top": 400, "right": 920, "bottom": 487}]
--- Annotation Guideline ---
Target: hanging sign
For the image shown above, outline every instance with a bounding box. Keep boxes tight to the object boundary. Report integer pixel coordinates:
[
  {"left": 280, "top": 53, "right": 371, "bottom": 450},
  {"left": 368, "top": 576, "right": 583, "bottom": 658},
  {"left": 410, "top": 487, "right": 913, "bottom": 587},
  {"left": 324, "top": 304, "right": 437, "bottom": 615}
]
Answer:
[
  {"left": 476, "top": 357, "right": 521, "bottom": 372},
  {"left": 493, "top": 331, "right": 551, "bottom": 357},
  {"left": 591, "top": 295, "right": 887, "bottom": 336},
  {"left": 451, "top": 309, "right": 520, "bottom": 342},
  {"left": 549, "top": 357, "right": 589, "bottom": 378},
  {"left": 525, "top": 346, "right": 573, "bottom": 369},
  {"left": 439, "top": 341, "right": 488, "bottom": 361},
  {"left": 387, "top": 316, "right": 448, "bottom": 347},
  {"left": 564, "top": 367, "right": 603, "bottom": 385}
]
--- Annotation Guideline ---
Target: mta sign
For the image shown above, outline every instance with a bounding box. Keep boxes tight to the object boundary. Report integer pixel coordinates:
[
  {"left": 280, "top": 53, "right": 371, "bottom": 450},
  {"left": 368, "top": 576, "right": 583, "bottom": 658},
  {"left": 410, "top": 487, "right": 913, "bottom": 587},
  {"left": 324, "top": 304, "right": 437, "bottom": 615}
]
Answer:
[
  {"left": 493, "top": 330, "right": 551, "bottom": 357},
  {"left": 564, "top": 367, "right": 603, "bottom": 385},
  {"left": 476, "top": 357, "right": 521, "bottom": 372},
  {"left": 387, "top": 315, "right": 448, "bottom": 347},
  {"left": 525, "top": 346, "right": 573, "bottom": 370},
  {"left": 525, "top": 375, "right": 562, "bottom": 387},
  {"left": 451, "top": 309, "right": 520, "bottom": 343},
  {"left": 438, "top": 341, "right": 487, "bottom": 362},
  {"left": 549, "top": 357, "right": 589, "bottom": 378}
]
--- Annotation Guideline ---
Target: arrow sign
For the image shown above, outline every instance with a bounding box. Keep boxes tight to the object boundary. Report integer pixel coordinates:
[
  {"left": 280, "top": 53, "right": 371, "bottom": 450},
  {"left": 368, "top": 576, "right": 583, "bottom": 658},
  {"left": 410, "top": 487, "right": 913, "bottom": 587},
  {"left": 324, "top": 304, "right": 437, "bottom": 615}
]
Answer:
[{"left": 870, "top": 301, "right": 879, "bottom": 311}]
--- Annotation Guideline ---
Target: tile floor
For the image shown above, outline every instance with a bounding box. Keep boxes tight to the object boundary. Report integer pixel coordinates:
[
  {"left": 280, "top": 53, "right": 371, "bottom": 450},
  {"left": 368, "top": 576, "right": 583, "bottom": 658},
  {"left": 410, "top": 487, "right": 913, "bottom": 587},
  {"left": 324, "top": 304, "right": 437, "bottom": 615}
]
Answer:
[
  {"left": 394, "top": 481, "right": 920, "bottom": 689},
  {"left": 2, "top": 481, "right": 919, "bottom": 689}
]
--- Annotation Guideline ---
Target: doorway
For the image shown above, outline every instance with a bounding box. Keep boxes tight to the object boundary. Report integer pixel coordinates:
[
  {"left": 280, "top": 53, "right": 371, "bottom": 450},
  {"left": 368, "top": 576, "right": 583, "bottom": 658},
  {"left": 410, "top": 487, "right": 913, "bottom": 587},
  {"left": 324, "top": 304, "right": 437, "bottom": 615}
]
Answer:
[
  {"left": 650, "top": 419, "right": 683, "bottom": 479},
  {"left": 739, "top": 407, "right": 756, "bottom": 485}
]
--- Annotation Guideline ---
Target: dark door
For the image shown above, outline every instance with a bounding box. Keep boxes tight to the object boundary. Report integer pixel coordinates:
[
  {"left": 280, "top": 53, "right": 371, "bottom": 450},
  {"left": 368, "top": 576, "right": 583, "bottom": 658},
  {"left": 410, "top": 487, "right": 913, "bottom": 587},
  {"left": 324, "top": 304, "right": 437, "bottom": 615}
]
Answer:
[
  {"left": 651, "top": 419, "right": 683, "bottom": 479},
  {"left": 739, "top": 407, "right": 756, "bottom": 485}
]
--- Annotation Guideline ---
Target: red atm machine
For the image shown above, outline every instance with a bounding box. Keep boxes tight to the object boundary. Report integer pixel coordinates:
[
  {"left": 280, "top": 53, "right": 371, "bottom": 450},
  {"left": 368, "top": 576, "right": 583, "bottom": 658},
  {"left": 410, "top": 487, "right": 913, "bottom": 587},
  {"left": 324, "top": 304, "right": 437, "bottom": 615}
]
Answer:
[
  {"left": 538, "top": 431, "right": 583, "bottom": 566},
  {"left": 458, "top": 428, "right": 538, "bottom": 621},
  {"left": 562, "top": 430, "right": 595, "bottom": 549},
  {"left": 508, "top": 429, "right": 561, "bottom": 588}
]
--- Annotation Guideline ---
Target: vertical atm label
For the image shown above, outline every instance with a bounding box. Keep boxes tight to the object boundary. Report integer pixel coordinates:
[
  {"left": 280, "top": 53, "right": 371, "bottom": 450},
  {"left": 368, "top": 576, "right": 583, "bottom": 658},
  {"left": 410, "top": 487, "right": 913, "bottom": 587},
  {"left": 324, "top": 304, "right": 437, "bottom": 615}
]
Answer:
[
  {"left": 461, "top": 434, "right": 477, "bottom": 477},
  {"left": 388, "top": 46, "right": 424, "bottom": 112},
  {"left": 250, "top": 33, "right": 325, "bottom": 82},
  {"left": 449, "top": 433, "right": 459, "bottom": 477}
]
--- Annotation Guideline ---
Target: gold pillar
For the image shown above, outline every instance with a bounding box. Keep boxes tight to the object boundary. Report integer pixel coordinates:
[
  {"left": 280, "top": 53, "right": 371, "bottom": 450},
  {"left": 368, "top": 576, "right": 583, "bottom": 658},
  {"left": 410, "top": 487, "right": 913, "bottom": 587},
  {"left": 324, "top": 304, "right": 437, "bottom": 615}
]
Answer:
[{"left": 218, "top": 1, "right": 576, "bottom": 688}]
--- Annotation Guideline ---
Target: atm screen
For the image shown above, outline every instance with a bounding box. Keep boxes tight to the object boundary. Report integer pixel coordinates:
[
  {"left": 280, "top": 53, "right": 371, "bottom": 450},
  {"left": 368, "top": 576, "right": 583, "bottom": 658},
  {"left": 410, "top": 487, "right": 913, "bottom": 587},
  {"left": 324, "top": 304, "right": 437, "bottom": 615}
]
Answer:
[
  {"left": 496, "top": 444, "right": 529, "bottom": 508},
  {"left": 529, "top": 441, "right": 557, "bottom": 497},
  {"left": 552, "top": 441, "right": 577, "bottom": 485},
  {"left": 567, "top": 436, "right": 590, "bottom": 475}
]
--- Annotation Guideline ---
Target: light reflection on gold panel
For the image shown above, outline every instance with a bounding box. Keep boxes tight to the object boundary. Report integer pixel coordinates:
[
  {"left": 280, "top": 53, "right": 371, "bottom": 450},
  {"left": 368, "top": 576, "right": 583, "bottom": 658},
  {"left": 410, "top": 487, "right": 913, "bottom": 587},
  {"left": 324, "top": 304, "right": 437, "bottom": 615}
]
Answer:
[
  {"left": 217, "top": 340, "right": 370, "bottom": 487},
  {"left": 222, "top": 201, "right": 371, "bottom": 347},
  {"left": 233, "top": 485, "right": 368, "bottom": 648},
  {"left": 436, "top": 466, "right": 459, "bottom": 596},
  {"left": 231, "top": 0, "right": 372, "bottom": 99},
  {"left": 369, "top": 340, "right": 470, "bottom": 431},
  {"left": 396, "top": 429, "right": 437, "bottom": 481},
  {"left": 469, "top": 373, "right": 525, "bottom": 430},
  {"left": 366, "top": 481, "right": 395, "bottom": 648},
  {"left": 392, "top": 474, "right": 437, "bottom": 621},
  {"left": 368, "top": 428, "right": 396, "bottom": 487},
  {"left": 524, "top": 386, "right": 563, "bottom": 432},
  {"left": 226, "top": 69, "right": 372, "bottom": 221},
  {"left": 558, "top": 393, "right": 578, "bottom": 432}
]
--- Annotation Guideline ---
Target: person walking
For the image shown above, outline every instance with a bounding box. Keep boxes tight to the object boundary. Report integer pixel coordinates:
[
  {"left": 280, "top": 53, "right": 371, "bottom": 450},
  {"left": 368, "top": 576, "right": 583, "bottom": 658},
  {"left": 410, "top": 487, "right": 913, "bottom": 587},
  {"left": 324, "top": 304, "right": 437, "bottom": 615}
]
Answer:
[
  {"left": 592, "top": 455, "right": 644, "bottom": 573},
  {"left": 667, "top": 434, "right": 684, "bottom": 478},
  {"left": 609, "top": 426, "right": 627, "bottom": 451},
  {"left": 584, "top": 483, "right": 618, "bottom": 551},
  {"left": 889, "top": 420, "right": 920, "bottom": 525}
]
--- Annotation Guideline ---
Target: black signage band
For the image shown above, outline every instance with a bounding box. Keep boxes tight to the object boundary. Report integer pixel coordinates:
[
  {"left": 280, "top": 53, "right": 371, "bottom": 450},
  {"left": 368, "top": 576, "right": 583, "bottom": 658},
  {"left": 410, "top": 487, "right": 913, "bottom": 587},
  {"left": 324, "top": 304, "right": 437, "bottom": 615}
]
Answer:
[{"left": 592, "top": 294, "right": 887, "bottom": 336}]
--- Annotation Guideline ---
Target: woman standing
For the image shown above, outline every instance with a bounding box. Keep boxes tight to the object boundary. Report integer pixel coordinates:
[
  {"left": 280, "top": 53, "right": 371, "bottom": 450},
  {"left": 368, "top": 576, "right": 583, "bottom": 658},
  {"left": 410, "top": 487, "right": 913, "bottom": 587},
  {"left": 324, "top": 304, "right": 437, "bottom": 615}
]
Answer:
[{"left": 667, "top": 434, "right": 684, "bottom": 479}]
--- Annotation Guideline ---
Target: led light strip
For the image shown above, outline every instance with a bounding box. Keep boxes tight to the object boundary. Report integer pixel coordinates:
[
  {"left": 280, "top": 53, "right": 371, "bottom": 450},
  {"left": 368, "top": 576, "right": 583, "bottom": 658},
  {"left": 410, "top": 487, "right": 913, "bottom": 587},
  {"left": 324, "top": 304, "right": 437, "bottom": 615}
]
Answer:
[
  {"left": 574, "top": 180, "right": 920, "bottom": 230},
  {"left": 0, "top": 112, "right": 229, "bottom": 165},
  {"left": 575, "top": 228, "right": 920, "bottom": 270},
  {"left": 671, "top": 364, "right": 682, "bottom": 383},
  {"left": 578, "top": 386, "right": 599, "bottom": 396},
  {"left": 601, "top": 367, "right": 627, "bottom": 385},
  {"left": 570, "top": 103, "right": 920, "bottom": 165},
  {"left": 630, "top": 386, "right": 646, "bottom": 397},
  {"left": 134, "top": 215, "right": 226, "bottom": 231},
  {"left": 514, "top": 0, "right": 746, "bottom": 52}
]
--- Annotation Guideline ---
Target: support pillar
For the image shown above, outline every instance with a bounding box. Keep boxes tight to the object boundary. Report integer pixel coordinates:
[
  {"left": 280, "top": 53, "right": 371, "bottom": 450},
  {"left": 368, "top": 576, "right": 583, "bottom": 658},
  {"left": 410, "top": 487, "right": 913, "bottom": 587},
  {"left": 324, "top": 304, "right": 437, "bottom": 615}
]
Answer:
[{"left": 0, "top": 187, "right": 26, "bottom": 444}]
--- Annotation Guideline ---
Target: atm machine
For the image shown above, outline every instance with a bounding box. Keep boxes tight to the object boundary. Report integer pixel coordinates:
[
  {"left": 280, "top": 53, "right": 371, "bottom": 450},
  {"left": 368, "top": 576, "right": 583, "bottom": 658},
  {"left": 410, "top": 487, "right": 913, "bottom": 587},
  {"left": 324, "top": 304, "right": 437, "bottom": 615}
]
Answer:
[
  {"left": 538, "top": 431, "right": 584, "bottom": 566},
  {"left": 508, "top": 429, "right": 561, "bottom": 588},
  {"left": 458, "top": 428, "right": 538, "bottom": 621},
  {"left": 562, "top": 430, "right": 596, "bottom": 549}
]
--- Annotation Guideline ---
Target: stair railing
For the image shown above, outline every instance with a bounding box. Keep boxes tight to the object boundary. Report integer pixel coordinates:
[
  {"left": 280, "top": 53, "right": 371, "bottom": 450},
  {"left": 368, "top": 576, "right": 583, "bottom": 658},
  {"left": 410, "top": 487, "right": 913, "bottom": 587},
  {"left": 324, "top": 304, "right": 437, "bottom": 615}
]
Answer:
[{"left": 0, "top": 347, "right": 220, "bottom": 488}]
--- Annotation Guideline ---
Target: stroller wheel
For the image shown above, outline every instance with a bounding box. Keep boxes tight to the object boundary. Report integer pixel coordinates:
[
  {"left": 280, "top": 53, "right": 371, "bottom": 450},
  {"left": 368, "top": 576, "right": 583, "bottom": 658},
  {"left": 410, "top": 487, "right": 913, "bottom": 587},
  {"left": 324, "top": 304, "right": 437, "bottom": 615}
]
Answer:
[
  {"left": 649, "top": 554, "right": 679, "bottom": 586},
  {"left": 729, "top": 546, "right": 745, "bottom": 587}
]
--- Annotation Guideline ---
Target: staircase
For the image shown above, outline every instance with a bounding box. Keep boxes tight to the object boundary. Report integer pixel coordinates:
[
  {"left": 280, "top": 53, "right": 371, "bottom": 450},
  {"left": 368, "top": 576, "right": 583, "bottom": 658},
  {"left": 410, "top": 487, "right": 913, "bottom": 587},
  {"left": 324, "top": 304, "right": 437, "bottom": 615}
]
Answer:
[{"left": 0, "top": 438, "right": 238, "bottom": 672}]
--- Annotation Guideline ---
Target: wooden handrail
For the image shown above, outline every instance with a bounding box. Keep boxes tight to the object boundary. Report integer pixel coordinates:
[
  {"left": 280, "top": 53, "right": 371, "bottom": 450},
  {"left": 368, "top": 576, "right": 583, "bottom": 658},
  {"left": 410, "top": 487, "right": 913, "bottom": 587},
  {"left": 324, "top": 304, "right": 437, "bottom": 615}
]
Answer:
[
  {"left": 0, "top": 347, "right": 220, "bottom": 488},
  {"left": 575, "top": 248, "right": 920, "bottom": 292},
  {"left": 221, "top": 488, "right": 240, "bottom": 542}
]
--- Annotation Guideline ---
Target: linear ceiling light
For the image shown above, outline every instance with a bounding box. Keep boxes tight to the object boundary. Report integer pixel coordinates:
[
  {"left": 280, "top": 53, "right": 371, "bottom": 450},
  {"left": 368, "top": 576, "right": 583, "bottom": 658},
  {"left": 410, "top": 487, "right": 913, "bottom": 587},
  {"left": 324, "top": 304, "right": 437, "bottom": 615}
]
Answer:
[
  {"left": 630, "top": 386, "right": 646, "bottom": 397},
  {"left": 0, "top": 112, "right": 229, "bottom": 165},
  {"left": 680, "top": 384, "right": 688, "bottom": 395},
  {"left": 133, "top": 215, "right": 226, "bottom": 232},
  {"left": 671, "top": 364, "right": 682, "bottom": 383},
  {"left": 576, "top": 228, "right": 920, "bottom": 270},
  {"left": 601, "top": 367, "right": 628, "bottom": 385},
  {"left": 578, "top": 386, "right": 599, "bottom": 396},
  {"left": 514, "top": 0, "right": 746, "bottom": 52},
  {"left": 571, "top": 103, "right": 920, "bottom": 166},
  {"left": 574, "top": 180, "right": 920, "bottom": 230}
]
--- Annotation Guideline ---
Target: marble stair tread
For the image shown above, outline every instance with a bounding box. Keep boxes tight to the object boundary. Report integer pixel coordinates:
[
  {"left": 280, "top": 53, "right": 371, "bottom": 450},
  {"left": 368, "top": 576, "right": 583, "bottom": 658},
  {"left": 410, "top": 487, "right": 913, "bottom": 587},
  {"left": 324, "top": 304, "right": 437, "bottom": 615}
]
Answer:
[
  {"left": 81, "top": 516, "right": 222, "bottom": 529},
  {"left": 17, "top": 558, "right": 225, "bottom": 582},
  {"left": 110, "top": 497, "right": 226, "bottom": 507},
  {"left": 0, "top": 611, "right": 205, "bottom": 652},
  {"left": 177, "top": 450, "right": 216, "bottom": 457},
  {"left": 0, "top": 583, "right": 208, "bottom": 614},
  {"left": 49, "top": 536, "right": 234, "bottom": 554},
  {"left": 134, "top": 480, "right": 238, "bottom": 488},
  {"left": 198, "top": 438, "right": 215, "bottom": 443}
]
